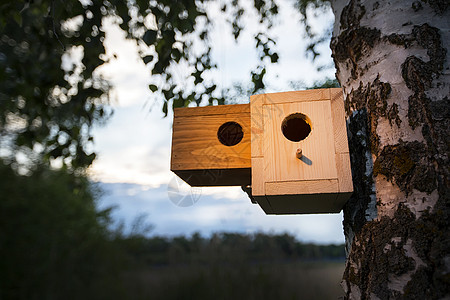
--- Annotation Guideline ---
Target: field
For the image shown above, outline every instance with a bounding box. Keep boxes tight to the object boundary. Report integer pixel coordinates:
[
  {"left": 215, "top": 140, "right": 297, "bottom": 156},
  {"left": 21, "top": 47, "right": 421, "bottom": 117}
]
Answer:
[{"left": 121, "top": 261, "right": 345, "bottom": 299}]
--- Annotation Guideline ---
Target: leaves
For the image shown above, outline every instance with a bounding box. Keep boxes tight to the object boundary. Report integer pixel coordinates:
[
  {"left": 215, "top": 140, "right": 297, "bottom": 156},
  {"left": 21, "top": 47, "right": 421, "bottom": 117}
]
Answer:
[
  {"left": 143, "top": 29, "right": 158, "bottom": 45},
  {"left": 0, "top": 0, "right": 110, "bottom": 171},
  {"left": 149, "top": 84, "right": 158, "bottom": 92},
  {"left": 0, "top": 0, "right": 294, "bottom": 171},
  {"left": 143, "top": 55, "right": 154, "bottom": 64}
]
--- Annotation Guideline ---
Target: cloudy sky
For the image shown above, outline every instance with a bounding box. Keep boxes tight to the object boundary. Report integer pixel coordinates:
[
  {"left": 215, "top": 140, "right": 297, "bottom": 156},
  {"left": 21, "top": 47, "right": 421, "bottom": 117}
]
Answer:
[{"left": 88, "top": 2, "right": 344, "bottom": 244}]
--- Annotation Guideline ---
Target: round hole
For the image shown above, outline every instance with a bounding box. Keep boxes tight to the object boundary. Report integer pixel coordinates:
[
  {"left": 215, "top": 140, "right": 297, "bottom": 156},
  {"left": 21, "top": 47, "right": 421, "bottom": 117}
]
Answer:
[
  {"left": 217, "top": 121, "right": 244, "bottom": 146},
  {"left": 281, "top": 113, "right": 312, "bottom": 142}
]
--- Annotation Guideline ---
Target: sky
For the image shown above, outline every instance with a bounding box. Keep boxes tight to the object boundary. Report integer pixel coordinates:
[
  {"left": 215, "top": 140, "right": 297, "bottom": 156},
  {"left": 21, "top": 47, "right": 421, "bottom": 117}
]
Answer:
[{"left": 88, "top": 2, "right": 344, "bottom": 244}]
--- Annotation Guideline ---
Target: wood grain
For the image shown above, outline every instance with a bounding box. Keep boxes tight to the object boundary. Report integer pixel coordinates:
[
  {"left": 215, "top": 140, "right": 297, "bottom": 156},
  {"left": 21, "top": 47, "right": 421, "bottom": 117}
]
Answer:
[
  {"left": 171, "top": 104, "right": 251, "bottom": 186},
  {"left": 249, "top": 88, "right": 353, "bottom": 214},
  {"left": 330, "top": 89, "right": 349, "bottom": 153},
  {"left": 263, "top": 101, "right": 338, "bottom": 182},
  {"left": 174, "top": 103, "right": 250, "bottom": 117},
  {"left": 250, "top": 94, "right": 264, "bottom": 157},
  {"left": 251, "top": 157, "right": 265, "bottom": 195},
  {"left": 265, "top": 179, "right": 339, "bottom": 196},
  {"left": 263, "top": 89, "right": 330, "bottom": 104},
  {"left": 336, "top": 153, "right": 353, "bottom": 193}
]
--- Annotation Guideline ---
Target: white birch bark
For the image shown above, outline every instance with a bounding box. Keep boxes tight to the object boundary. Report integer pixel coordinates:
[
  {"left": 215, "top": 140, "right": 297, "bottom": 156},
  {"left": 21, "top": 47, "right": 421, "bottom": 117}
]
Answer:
[{"left": 330, "top": 0, "right": 450, "bottom": 298}]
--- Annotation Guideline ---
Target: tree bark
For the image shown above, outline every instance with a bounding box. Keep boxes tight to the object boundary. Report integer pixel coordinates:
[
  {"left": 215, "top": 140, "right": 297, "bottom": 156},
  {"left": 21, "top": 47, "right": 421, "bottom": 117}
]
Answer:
[{"left": 330, "top": 0, "right": 450, "bottom": 298}]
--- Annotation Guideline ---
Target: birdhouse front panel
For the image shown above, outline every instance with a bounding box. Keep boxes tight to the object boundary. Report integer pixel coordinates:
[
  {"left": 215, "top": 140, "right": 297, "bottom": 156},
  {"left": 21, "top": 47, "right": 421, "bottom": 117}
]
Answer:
[
  {"left": 263, "top": 101, "right": 338, "bottom": 183},
  {"left": 171, "top": 104, "right": 251, "bottom": 186},
  {"left": 250, "top": 88, "right": 353, "bottom": 214}
]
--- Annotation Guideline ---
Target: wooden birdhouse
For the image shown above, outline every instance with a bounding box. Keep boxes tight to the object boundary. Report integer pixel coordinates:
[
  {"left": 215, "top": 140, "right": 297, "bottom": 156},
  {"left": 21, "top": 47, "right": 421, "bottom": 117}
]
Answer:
[
  {"left": 250, "top": 88, "right": 353, "bottom": 214},
  {"left": 171, "top": 104, "right": 251, "bottom": 186}
]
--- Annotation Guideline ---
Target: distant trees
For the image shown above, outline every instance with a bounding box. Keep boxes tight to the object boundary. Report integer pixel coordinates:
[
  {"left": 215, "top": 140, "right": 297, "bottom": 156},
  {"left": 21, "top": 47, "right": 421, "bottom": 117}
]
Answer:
[
  {"left": 112, "top": 232, "right": 346, "bottom": 300},
  {"left": 117, "top": 231, "right": 345, "bottom": 267},
  {"left": 0, "top": 163, "right": 124, "bottom": 299}
]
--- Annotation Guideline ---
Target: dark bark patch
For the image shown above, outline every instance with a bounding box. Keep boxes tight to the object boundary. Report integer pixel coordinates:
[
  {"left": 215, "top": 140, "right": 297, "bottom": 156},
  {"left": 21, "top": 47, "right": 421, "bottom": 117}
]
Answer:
[
  {"left": 429, "top": 97, "right": 450, "bottom": 121},
  {"left": 345, "top": 200, "right": 450, "bottom": 299},
  {"left": 403, "top": 205, "right": 450, "bottom": 298},
  {"left": 401, "top": 24, "right": 446, "bottom": 93},
  {"left": 387, "top": 33, "right": 407, "bottom": 46},
  {"left": 401, "top": 23, "right": 449, "bottom": 197},
  {"left": 412, "top": 1, "right": 424, "bottom": 11},
  {"left": 344, "top": 205, "right": 416, "bottom": 299},
  {"left": 402, "top": 56, "right": 434, "bottom": 92},
  {"left": 412, "top": 24, "right": 446, "bottom": 71},
  {"left": 373, "top": 141, "right": 437, "bottom": 194},
  {"left": 343, "top": 109, "right": 375, "bottom": 239},
  {"left": 346, "top": 77, "right": 391, "bottom": 114},
  {"left": 420, "top": 0, "right": 450, "bottom": 14},
  {"left": 407, "top": 93, "right": 427, "bottom": 129},
  {"left": 332, "top": 27, "right": 381, "bottom": 79},
  {"left": 340, "top": 0, "right": 366, "bottom": 31},
  {"left": 346, "top": 78, "right": 392, "bottom": 154},
  {"left": 388, "top": 103, "right": 401, "bottom": 127}
]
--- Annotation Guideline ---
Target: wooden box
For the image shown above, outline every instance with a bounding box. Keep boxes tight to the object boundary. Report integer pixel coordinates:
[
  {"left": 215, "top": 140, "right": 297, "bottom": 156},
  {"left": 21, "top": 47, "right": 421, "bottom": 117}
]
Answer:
[
  {"left": 171, "top": 104, "right": 251, "bottom": 186},
  {"left": 250, "top": 88, "right": 353, "bottom": 214}
]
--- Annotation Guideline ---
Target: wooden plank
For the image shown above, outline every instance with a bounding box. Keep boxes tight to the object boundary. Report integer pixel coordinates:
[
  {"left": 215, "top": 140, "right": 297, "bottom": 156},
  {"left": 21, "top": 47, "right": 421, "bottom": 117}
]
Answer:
[
  {"left": 265, "top": 193, "right": 340, "bottom": 215},
  {"left": 334, "top": 192, "right": 353, "bottom": 211},
  {"left": 263, "top": 101, "right": 338, "bottom": 182},
  {"left": 263, "top": 89, "right": 330, "bottom": 105},
  {"left": 253, "top": 195, "right": 273, "bottom": 214},
  {"left": 171, "top": 111, "right": 251, "bottom": 171},
  {"left": 250, "top": 94, "right": 264, "bottom": 157},
  {"left": 174, "top": 103, "right": 250, "bottom": 117},
  {"left": 174, "top": 168, "right": 251, "bottom": 187},
  {"left": 265, "top": 179, "right": 339, "bottom": 195},
  {"left": 330, "top": 88, "right": 349, "bottom": 153},
  {"left": 251, "top": 157, "right": 265, "bottom": 196},
  {"left": 336, "top": 153, "right": 353, "bottom": 193}
]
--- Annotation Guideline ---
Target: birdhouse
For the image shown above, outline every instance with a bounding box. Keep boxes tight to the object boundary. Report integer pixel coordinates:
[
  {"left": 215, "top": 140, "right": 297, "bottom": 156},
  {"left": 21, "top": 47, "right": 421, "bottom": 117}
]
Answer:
[
  {"left": 250, "top": 88, "right": 353, "bottom": 214},
  {"left": 171, "top": 104, "right": 251, "bottom": 186}
]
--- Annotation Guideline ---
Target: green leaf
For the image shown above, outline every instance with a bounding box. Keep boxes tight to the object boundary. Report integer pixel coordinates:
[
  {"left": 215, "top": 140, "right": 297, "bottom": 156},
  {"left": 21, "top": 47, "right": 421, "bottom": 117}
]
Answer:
[
  {"left": 270, "top": 53, "right": 279, "bottom": 63},
  {"left": 12, "top": 12, "right": 22, "bottom": 27},
  {"left": 143, "top": 30, "right": 157, "bottom": 46},
  {"left": 162, "top": 101, "right": 168, "bottom": 116},
  {"left": 143, "top": 55, "right": 154, "bottom": 64},
  {"left": 173, "top": 97, "right": 184, "bottom": 108}
]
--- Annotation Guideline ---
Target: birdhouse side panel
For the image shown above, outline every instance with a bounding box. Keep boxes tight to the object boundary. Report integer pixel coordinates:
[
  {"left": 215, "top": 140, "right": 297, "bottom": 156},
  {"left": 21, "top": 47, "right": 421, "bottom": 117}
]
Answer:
[{"left": 171, "top": 112, "right": 251, "bottom": 171}]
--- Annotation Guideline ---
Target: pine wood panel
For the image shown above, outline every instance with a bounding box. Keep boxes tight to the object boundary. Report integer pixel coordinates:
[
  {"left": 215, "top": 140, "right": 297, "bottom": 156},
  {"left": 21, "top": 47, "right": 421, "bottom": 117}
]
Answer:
[
  {"left": 250, "top": 88, "right": 353, "bottom": 214},
  {"left": 174, "top": 103, "right": 250, "bottom": 117},
  {"left": 250, "top": 94, "right": 264, "bottom": 157},
  {"left": 265, "top": 179, "right": 339, "bottom": 196},
  {"left": 336, "top": 153, "right": 353, "bottom": 192},
  {"left": 330, "top": 89, "right": 349, "bottom": 153},
  {"left": 171, "top": 104, "right": 251, "bottom": 186},
  {"left": 264, "top": 88, "right": 330, "bottom": 104},
  {"left": 263, "top": 101, "right": 338, "bottom": 182},
  {"left": 251, "top": 157, "right": 265, "bottom": 195},
  {"left": 171, "top": 113, "right": 251, "bottom": 170}
]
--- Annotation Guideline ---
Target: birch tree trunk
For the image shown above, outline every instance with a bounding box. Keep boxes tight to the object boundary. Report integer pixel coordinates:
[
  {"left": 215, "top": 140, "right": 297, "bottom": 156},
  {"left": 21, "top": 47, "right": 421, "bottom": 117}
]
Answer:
[{"left": 330, "top": 0, "right": 450, "bottom": 298}]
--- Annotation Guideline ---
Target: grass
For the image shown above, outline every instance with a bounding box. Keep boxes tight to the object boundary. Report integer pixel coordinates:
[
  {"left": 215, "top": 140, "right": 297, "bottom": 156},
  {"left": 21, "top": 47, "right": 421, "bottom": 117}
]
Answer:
[{"left": 120, "top": 261, "right": 345, "bottom": 300}]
